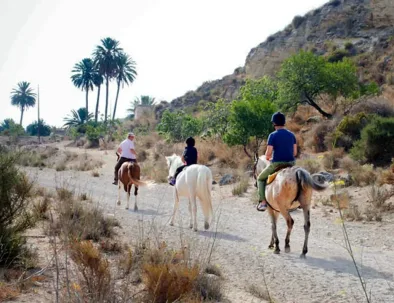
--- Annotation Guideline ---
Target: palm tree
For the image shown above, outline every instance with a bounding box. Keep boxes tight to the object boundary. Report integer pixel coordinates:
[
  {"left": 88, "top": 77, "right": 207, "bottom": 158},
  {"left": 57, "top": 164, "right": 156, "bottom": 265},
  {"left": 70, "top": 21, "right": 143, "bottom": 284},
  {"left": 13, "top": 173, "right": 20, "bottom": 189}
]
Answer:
[
  {"left": 10, "top": 81, "right": 36, "bottom": 125},
  {"left": 126, "top": 95, "right": 155, "bottom": 119},
  {"left": 92, "top": 71, "right": 104, "bottom": 123},
  {"left": 71, "top": 58, "right": 95, "bottom": 114},
  {"left": 112, "top": 53, "right": 137, "bottom": 121},
  {"left": 93, "top": 37, "right": 123, "bottom": 123},
  {"left": 63, "top": 108, "right": 93, "bottom": 129}
]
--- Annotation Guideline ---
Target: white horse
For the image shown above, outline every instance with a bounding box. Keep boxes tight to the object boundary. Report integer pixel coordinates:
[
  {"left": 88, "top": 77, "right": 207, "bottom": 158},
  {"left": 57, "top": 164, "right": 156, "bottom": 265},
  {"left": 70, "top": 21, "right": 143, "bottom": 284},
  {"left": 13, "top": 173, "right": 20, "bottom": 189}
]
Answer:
[{"left": 165, "top": 154, "right": 213, "bottom": 231}]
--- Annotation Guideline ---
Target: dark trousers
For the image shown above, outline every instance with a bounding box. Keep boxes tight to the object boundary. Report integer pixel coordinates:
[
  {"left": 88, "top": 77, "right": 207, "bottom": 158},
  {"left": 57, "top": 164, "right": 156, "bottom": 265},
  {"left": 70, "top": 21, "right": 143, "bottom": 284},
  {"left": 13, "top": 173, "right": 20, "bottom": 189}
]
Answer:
[
  {"left": 114, "top": 157, "right": 136, "bottom": 181},
  {"left": 174, "top": 165, "right": 188, "bottom": 180}
]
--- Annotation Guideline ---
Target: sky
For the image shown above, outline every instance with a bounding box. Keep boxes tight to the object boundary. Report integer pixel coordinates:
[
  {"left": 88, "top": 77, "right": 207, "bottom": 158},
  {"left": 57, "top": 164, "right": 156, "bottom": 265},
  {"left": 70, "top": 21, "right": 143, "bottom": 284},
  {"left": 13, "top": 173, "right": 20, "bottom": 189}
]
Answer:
[{"left": 0, "top": 0, "right": 328, "bottom": 127}]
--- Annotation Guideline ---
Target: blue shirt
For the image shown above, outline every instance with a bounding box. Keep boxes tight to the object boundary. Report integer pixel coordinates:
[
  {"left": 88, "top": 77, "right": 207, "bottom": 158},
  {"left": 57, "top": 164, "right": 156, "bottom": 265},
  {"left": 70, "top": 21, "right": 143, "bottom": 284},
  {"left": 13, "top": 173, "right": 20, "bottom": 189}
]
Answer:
[{"left": 267, "top": 129, "right": 296, "bottom": 163}]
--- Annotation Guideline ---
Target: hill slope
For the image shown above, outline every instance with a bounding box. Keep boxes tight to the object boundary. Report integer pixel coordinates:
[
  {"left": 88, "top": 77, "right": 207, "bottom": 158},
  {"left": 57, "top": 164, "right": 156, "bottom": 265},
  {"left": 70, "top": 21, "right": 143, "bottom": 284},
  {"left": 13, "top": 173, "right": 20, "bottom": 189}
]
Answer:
[{"left": 167, "top": 0, "right": 394, "bottom": 111}]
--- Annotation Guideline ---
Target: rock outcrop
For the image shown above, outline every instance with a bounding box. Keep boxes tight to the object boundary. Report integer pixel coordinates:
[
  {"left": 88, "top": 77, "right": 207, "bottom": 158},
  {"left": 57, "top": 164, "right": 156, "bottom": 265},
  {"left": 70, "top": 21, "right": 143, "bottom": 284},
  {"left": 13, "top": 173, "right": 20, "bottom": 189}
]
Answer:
[{"left": 168, "top": 0, "right": 394, "bottom": 111}]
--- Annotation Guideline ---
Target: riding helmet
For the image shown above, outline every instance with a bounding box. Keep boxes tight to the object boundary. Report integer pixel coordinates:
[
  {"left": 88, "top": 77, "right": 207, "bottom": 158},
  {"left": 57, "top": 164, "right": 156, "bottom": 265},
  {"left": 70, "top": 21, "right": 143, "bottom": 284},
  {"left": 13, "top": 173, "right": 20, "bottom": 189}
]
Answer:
[
  {"left": 185, "top": 137, "right": 195, "bottom": 147},
  {"left": 271, "top": 112, "right": 286, "bottom": 126}
]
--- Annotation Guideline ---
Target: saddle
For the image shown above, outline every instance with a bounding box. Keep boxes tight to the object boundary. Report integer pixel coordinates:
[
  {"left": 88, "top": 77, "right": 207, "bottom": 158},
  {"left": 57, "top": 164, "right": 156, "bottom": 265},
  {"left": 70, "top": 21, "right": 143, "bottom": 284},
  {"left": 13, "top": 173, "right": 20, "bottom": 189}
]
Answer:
[{"left": 266, "top": 163, "right": 294, "bottom": 185}]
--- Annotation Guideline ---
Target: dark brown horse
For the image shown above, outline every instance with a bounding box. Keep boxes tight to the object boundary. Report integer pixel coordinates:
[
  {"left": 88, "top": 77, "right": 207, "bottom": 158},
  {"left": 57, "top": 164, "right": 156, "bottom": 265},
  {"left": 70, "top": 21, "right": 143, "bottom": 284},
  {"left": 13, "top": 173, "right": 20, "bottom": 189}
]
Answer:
[{"left": 116, "top": 153, "right": 146, "bottom": 211}]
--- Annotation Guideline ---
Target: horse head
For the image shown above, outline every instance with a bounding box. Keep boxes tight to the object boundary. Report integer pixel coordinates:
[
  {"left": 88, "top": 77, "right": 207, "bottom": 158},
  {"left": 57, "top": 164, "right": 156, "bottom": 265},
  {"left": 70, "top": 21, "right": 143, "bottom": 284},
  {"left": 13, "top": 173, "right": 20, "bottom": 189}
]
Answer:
[{"left": 165, "top": 154, "right": 183, "bottom": 180}]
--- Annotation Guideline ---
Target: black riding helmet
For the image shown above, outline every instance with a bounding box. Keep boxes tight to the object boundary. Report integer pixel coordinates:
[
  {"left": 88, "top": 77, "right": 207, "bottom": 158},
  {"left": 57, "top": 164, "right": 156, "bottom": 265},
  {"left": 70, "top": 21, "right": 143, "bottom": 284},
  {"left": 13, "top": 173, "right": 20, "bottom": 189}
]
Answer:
[
  {"left": 185, "top": 137, "right": 195, "bottom": 147},
  {"left": 271, "top": 112, "right": 286, "bottom": 126}
]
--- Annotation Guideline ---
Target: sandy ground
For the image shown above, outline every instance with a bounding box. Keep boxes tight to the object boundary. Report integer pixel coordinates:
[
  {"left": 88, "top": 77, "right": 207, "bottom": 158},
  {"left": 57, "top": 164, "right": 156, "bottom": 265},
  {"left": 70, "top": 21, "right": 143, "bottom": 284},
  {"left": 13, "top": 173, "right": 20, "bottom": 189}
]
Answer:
[{"left": 16, "top": 143, "right": 394, "bottom": 303}]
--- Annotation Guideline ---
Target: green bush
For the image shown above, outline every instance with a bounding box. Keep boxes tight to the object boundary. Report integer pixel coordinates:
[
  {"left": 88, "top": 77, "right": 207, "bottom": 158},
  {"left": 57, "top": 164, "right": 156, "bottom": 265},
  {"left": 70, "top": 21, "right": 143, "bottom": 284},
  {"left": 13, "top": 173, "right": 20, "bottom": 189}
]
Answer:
[
  {"left": 157, "top": 110, "right": 202, "bottom": 142},
  {"left": 0, "top": 153, "right": 35, "bottom": 267},
  {"left": 26, "top": 119, "right": 51, "bottom": 136},
  {"left": 333, "top": 113, "right": 371, "bottom": 150},
  {"left": 350, "top": 116, "right": 394, "bottom": 166},
  {"left": 327, "top": 49, "right": 352, "bottom": 63}
]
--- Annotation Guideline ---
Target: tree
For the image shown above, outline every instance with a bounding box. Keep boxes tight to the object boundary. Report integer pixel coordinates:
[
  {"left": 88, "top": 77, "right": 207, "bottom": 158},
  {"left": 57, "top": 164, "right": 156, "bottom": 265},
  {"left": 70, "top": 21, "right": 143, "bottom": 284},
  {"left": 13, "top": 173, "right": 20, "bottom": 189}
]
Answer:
[
  {"left": 157, "top": 110, "right": 202, "bottom": 142},
  {"left": 10, "top": 81, "right": 36, "bottom": 125},
  {"left": 127, "top": 95, "right": 156, "bottom": 119},
  {"left": 93, "top": 37, "right": 123, "bottom": 123},
  {"left": 26, "top": 119, "right": 51, "bottom": 136},
  {"left": 112, "top": 53, "right": 137, "bottom": 121},
  {"left": 278, "top": 51, "right": 366, "bottom": 119},
  {"left": 0, "top": 119, "right": 16, "bottom": 132},
  {"left": 92, "top": 72, "right": 104, "bottom": 123},
  {"left": 201, "top": 99, "right": 231, "bottom": 138},
  {"left": 223, "top": 79, "right": 277, "bottom": 157},
  {"left": 63, "top": 108, "right": 93, "bottom": 130},
  {"left": 71, "top": 58, "right": 96, "bottom": 114}
]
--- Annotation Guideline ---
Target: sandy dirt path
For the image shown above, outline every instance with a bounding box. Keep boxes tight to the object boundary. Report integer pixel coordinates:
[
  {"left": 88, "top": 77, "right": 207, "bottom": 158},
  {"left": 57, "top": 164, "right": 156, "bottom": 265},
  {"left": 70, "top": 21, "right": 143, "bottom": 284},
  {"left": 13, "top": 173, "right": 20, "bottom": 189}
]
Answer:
[{"left": 23, "top": 146, "right": 394, "bottom": 303}]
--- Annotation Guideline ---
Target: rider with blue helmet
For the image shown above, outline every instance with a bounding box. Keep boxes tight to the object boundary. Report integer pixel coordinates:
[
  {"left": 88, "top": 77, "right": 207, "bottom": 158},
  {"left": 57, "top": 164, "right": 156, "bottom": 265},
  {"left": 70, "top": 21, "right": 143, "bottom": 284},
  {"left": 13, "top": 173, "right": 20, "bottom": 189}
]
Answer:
[{"left": 257, "top": 112, "right": 297, "bottom": 211}]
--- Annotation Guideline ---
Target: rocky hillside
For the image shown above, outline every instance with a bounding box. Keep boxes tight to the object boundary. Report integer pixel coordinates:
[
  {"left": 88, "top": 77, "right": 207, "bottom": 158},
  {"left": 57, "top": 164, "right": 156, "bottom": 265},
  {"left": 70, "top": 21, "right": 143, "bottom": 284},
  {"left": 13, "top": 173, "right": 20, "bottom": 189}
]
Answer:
[{"left": 166, "top": 0, "right": 394, "bottom": 112}]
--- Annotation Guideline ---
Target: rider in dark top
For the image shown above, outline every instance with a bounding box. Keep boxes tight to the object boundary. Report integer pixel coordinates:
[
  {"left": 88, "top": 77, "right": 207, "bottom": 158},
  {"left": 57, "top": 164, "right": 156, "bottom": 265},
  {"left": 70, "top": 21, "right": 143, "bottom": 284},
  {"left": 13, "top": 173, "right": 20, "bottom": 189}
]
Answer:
[{"left": 169, "top": 137, "right": 198, "bottom": 186}]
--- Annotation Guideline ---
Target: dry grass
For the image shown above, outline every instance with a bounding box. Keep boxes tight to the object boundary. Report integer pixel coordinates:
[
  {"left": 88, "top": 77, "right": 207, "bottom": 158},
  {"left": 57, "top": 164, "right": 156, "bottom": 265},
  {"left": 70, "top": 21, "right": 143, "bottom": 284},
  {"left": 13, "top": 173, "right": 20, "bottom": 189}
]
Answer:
[
  {"left": 339, "top": 157, "right": 376, "bottom": 186},
  {"left": 99, "top": 239, "right": 123, "bottom": 254},
  {"left": 368, "top": 184, "right": 393, "bottom": 212},
  {"left": 232, "top": 177, "right": 249, "bottom": 196},
  {"left": 296, "top": 158, "right": 322, "bottom": 174},
  {"left": 345, "top": 204, "right": 363, "bottom": 221},
  {"left": 322, "top": 148, "right": 345, "bottom": 170},
  {"left": 248, "top": 284, "right": 273, "bottom": 302},
  {"left": 51, "top": 188, "right": 119, "bottom": 241},
  {"left": 70, "top": 240, "right": 113, "bottom": 302},
  {"left": 140, "top": 242, "right": 223, "bottom": 303},
  {"left": 141, "top": 160, "right": 169, "bottom": 183},
  {"left": 0, "top": 283, "right": 20, "bottom": 301}
]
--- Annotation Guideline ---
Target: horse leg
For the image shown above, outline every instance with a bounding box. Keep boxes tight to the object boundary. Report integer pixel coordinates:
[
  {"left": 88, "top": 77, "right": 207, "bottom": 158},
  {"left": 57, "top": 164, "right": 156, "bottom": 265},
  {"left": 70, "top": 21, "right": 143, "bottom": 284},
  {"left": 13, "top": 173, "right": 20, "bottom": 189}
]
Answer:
[
  {"left": 301, "top": 207, "right": 311, "bottom": 258},
  {"left": 268, "top": 208, "right": 280, "bottom": 254},
  {"left": 282, "top": 211, "right": 294, "bottom": 253},
  {"left": 298, "top": 189, "right": 312, "bottom": 258},
  {"left": 134, "top": 185, "right": 139, "bottom": 211},
  {"left": 117, "top": 182, "right": 121, "bottom": 206},
  {"left": 191, "top": 194, "right": 198, "bottom": 232},
  {"left": 188, "top": 198, "right": 193, "bottom": 229},
  {"left": 126, "top": 184, "right": 131, "bottom": 210},
  {"left": 170, "top": 190, "right": 180, "bottom": 226}
]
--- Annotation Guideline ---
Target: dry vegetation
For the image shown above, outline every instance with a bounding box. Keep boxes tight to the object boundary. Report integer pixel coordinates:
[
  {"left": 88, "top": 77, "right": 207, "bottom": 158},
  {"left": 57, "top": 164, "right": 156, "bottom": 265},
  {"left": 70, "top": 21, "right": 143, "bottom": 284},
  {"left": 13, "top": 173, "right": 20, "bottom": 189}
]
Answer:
[{"left": 0, "top": 155, "right": 224, "bottom": 303}]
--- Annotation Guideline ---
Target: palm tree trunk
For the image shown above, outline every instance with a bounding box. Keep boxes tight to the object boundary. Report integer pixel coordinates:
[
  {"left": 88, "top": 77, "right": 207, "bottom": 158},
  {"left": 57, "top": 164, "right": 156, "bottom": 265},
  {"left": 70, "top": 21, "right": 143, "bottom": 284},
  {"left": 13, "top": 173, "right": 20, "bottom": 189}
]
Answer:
[
  {"left": 104, "top": 76, "right": 109, "bottom": 123},
  {"left": 112, "top": 79, "right": 121, "bottom": 121},
  {"left": 85, "top": 87, "right": 89, "bottom": 116},
  {"left": 95, "top": 84, "right": 101, "bottom": 123},
  {"left": 20, "top": 107, "right": 24, "bottom": 126}
]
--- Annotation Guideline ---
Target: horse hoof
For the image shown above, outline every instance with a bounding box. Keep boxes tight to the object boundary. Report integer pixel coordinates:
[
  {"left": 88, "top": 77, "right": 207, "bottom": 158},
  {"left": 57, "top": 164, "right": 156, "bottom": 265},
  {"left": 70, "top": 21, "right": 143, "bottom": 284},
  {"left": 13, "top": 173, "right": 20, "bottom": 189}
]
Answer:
[
  {"left": 117, "top": 201, "right": 121, "bottom": 206},
  {"left": 300, "top": 254, "right": 306, "bottom": 259},
  {"left": 285, "top": 247, "right": 291, "bottom": 253},
  {"left": 274, "top": 250, "right": 280, "bottom": 255},
  {"left": 134, "top": 207, "right": 138, "bottom": 212},
  {"left": 125, "top": 207, "right": 129, "bottom": 210},
  {"left": 189, "top": 224, "right": 193, "bottom": 229},
  {"left": 204, "top": 222, "right": 210, "bottom": 230},
  {"left": 170, "top": 222, "right": 174, "bottom": 226},
  {"left": 193, "top": 228, "right": 198, "bottom": 232},
  {"left": 268, "top": 245, "right": 274, "bottom": 250}
]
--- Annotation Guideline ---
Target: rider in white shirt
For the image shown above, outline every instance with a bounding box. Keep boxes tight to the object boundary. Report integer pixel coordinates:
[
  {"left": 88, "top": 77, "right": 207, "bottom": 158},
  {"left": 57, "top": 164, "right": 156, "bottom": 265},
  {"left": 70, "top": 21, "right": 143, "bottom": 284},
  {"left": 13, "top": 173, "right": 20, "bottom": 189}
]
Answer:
[{"left": 113, "top": 132, "right": 137, "bottom": 185}]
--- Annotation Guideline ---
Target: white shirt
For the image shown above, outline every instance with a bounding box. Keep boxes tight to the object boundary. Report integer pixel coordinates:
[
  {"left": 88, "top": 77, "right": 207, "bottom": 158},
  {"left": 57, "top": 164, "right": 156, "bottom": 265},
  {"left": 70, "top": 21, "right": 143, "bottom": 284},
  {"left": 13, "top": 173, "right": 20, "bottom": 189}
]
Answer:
[{"left": 119, "top": 139, "right": 136, "bottom": 159}]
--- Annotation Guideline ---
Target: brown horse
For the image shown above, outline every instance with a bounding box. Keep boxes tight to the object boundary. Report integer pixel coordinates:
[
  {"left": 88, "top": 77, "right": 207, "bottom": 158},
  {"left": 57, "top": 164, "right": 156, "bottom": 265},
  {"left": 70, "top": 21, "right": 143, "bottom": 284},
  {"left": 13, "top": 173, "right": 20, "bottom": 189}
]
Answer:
[
  {"left": 254, "top": 155, "right": 328, "bottom": 258},
  {"left": 116, "top": 153, "right": 146, "bottom": 211}
]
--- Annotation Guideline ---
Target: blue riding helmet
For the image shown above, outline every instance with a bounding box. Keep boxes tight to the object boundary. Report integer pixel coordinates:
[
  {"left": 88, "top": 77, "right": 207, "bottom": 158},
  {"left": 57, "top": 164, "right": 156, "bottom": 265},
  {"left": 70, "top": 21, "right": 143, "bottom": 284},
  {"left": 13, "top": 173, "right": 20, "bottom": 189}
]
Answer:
[{"left": 271, "top": 112, "right": 286, "bottom": 126}]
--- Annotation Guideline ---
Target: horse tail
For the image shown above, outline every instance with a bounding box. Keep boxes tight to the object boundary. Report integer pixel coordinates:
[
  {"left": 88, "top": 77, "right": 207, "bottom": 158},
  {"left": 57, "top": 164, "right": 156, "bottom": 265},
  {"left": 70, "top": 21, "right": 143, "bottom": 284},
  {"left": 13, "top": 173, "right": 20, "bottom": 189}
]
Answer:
[
  {"left": 127, "top": 163, "right": 148, "bottom": 187},
  {"left": 296, "top": 168, "right": 329, "bottom": 192},
  {"left": 197, "top": 166, "right": 213, "bottom": 230}
]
